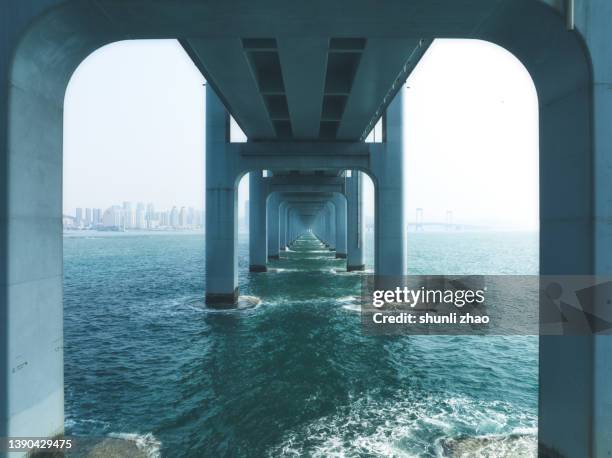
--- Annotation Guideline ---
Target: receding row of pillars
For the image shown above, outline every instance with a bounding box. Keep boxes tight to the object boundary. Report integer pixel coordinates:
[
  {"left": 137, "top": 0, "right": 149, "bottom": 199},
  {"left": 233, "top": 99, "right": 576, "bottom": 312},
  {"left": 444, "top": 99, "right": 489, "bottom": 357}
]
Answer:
[
  {"left": 248, "top": 175, "right": 366, "bottom": 272},
  {"left": 205, "top": 83, "right": 406, "bottom": 307}
]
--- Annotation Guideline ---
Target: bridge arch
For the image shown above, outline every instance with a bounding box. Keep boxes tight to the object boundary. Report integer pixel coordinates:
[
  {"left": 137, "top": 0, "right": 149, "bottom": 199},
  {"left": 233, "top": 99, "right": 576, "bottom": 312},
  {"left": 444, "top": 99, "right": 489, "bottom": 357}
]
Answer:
[{"left": 1, "top": 1, "right": 603, "bottom": 456}]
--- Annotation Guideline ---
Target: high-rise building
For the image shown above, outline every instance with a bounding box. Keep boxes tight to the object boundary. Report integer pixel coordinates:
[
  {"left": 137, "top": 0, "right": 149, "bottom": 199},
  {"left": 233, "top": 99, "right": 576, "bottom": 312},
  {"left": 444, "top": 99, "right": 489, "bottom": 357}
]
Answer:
[
  {"left": 85, "top": 208, "right": 92, "bottom": 227},
  {"left": 75, "top": 208, "right": 83, "bottom": 227},
  {"left": 195, "top": 209, "right": 203, "bottom": 227},
  {"left": 170, "top": 206, "right": 179, "bottom": 228},
  {"left": 179, "top": 207, "right": 187, "bottom": 227},
  {"left": 135, "top": 208, "right": 146, "bottom": 230},
  {"left": 160, "top": 211, "right": 169, "bottom": 227},
  {"left": 146, "top": 203, "right": 155, "bottom": 229},
  {"left": 92, "top": 208, "right": 101, "bottom": 226},
  {"left": 122, "top": 201, "right": 133, "bottom": 229},
  {"left": 102, "top": 206, "right": 122, "bottom": 228}
]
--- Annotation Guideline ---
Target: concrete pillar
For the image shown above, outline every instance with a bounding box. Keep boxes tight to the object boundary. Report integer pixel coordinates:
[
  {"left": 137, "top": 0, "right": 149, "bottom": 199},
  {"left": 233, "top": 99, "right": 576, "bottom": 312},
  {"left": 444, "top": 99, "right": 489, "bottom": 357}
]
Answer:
[
  {"left": 373, "top": 89, "right": 406, "bottom": 276},
  {"left": 316, "top": 212, "right": 324, "bottom": 244},
  {"left": 249, "top": 171, "right": 267, "bottom": 272},
  {"left": 321, "top": 210, "right": 327, "bottom": 244},
  {"left": 205, "top": 86, "right": 239, "bottom": 307},
  {"left": 267, "top": 192, "right": 280, "bottom": 259},
  {"left": 288, "top": 208, "right": 295, "bottom": 245},
  {"left": 333, "top": 193, "right": 347, "bottom": 258},
  {"left": 346, "top": 171, "right": 365, "bottom": 271},
  {"left": 279, "top": 201, "right": 288, "bottom": 250},
  {"left": 538, "top": 4, "right": 612, "bottom": 456},
  {"left": 584, "top": 6, "right": 612, "bottom": 455},
  {"left": 326, "top": 203, "right": 336, "bottom": 250}
]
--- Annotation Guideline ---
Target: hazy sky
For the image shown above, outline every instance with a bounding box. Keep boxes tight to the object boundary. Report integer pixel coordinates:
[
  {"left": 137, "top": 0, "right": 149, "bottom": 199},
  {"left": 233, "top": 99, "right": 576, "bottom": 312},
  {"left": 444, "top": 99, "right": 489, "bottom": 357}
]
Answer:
[
  {"left": 64, "top": 40, "right": 205, "bottom": 213},
  {"left": 64, "top": 38, "right": 538, "bottom": 229}
]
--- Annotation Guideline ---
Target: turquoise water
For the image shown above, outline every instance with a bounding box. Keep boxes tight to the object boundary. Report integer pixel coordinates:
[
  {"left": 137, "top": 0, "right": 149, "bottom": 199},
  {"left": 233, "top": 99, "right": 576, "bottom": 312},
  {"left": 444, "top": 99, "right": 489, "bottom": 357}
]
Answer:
[{"left": 63, "top": 231, "right": 538, "bottom": 457}]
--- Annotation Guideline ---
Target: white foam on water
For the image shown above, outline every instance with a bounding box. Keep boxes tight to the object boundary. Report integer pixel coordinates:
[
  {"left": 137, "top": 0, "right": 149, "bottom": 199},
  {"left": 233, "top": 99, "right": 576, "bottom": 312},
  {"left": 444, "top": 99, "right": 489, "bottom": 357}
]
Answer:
[
  {"left": 189, "top": 295, "right": 262, "bottom": 314},
  {"left": 335, "top": 268, "right": 374, "bottom": 276},
  {"left": 268, "top": 393, "right": 537, "bottom": 458},
  {"left": 342, "top": 304, "right": 362, "bottom": 312},
  {"left": 108, "top": 432, "right": 162, "bottom": 458},
  {"left": 336, "top": 295, "right": 362, "bottom": 313},
  {"left": 64, "top": 416, "right": 111, "bottom": 432},
  {"left": 336, "top": 295, "right": 359, "bottom": 304}
]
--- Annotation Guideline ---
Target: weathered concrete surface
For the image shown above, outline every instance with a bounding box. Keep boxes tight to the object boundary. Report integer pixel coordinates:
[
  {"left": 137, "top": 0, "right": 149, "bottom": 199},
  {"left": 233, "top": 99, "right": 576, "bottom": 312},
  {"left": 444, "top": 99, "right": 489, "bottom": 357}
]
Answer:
[
  {"left": 346, "top": 171, "right": 366, "bottom": 271},
  {"left": 204, "top": 86, "right": 239, "bottom": 306},
  {"left": 249, "top": 171, "right": 268, "bottom": 272}
]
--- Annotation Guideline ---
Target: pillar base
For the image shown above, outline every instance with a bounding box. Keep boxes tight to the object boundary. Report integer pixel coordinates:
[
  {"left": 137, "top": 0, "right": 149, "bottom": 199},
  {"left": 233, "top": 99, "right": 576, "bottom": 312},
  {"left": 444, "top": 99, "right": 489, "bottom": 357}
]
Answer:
[
  {"left": 347, "top": 264, "right": 365, "bottom": 272},
  {"left": 249, "top": 265, "right": 267, "bottom": 272},
  {"left": 335, "top": 253, "right": 347, "bottom": 259},
  {"left": 205, "top": 287, "right": 239, "bottom": 308},
  {"left": 268, "top": 254, "right": 280, "bottom": 260}
]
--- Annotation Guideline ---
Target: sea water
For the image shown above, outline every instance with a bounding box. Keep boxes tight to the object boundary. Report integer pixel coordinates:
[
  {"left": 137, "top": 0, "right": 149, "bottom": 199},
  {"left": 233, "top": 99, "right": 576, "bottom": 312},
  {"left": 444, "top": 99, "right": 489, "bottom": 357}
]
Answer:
[{"left": 63, "top": 230, "right": 538, "bottom": 457}]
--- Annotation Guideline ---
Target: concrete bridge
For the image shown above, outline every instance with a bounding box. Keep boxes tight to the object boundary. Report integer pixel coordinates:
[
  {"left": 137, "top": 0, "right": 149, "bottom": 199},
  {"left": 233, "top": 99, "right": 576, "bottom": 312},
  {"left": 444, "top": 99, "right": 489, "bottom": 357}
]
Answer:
[{"left": 2, "top": 0, "right": 612, "bottom": 456}]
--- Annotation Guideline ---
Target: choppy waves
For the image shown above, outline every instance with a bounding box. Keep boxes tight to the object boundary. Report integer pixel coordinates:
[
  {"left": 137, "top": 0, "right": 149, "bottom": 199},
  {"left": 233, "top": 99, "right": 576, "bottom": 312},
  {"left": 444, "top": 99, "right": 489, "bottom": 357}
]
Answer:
[
  {"left": 64, "top": 231, "right": 539, "bottom": 457},
  {"left": 269, "top": 393, "right": 536, "bottom": 457}
]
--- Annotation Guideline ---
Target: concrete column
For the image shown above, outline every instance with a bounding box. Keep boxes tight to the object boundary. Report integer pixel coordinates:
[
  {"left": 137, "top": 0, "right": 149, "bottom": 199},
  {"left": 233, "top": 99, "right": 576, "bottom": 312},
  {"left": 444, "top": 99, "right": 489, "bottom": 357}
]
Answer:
[
  {"left": 588, "top": 6, "right": 612, "bottom": 455},
  {"left": 288, "top": 208, "right": 295, "bottom": 245},
  {"left": 316, "top": 212, "right": 324, "bottom": 244},
  {"left": 205, "top": 86, "right": 239, "bottom": 307},
  {"left": 279, "top": 201, "right": 288, "bottom": 250},
  {"left": 249, "top": 171, "right": 267, "bottom": 272},
  {"left": 327, "top": 202, "right": 336, "bottom": 251},
  {"left": 267, "top": 192, "right": 280, "bottom": 259},
  {"left": 321, "top": 211, "right": 327, "bottom": 244},
  {"left": 333, "top": 193, "right": 347, "bottom": 258},
  {"left": 543, "top": 4, "right": 612, "bottom": 456},
  {"left": 346, "top": 171, "right": 365, "bottom": 271},
  {"left": 373, "top": 89, "right": 406, "bottom": 276}
]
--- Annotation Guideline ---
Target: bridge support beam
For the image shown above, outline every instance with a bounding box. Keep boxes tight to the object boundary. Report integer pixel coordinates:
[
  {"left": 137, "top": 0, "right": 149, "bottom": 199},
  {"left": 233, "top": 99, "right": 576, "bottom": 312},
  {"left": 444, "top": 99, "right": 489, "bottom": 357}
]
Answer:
[
  {"left": 372, "top": 89, "right": 406, "bottom": 277},
  {"left": 249, "top": 171, "right": 268, "bottom": 272},
  {"left": 325, "top": 202, "right": 336, "bottom": 251},
  {"left": 279, "top": 201, "right": 288, "bottom": 250},
  {"left": 287, "top": 209, "right": 297, "bottom": 245},
  {"left": 537, "top": 3, "right": 612, "bottom": 456},
  {"left": 267, "top": 192, "right": 280, "bottom": 260},
  {"left": 346, "top": 171, "right": 365, "bottom": 271},
  {"left": 333, "top": 194, "right": 347, "bottom": 259},
  {"left": 205, "top": 86, "right": 239, "bottom": 307}
]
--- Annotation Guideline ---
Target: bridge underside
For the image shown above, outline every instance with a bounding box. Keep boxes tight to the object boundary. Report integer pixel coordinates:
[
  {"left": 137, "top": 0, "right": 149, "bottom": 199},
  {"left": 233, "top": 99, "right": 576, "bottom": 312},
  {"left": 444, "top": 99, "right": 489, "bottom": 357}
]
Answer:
[{"left": 3, "top": 1, "right": 612, "bottom": 457}]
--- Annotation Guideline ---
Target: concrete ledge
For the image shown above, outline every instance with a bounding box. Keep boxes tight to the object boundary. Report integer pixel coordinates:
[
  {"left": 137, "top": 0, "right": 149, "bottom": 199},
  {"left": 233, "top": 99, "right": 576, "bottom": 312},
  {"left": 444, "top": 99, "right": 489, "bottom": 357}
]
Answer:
[
  {"left": 205, "top": 287, "right": 239, "bottom": 308},
  {"left": 335, "top": 253, "right": 347, "bottom": 259},
  {"left": 268, "top": 255, "right": 280, "bottom": 260},
  {"left": 347, "top": 264, "right": 365, "bottom": 272},
  {"left": 249, "top": 265, "right": 267, "bottom": 272}
]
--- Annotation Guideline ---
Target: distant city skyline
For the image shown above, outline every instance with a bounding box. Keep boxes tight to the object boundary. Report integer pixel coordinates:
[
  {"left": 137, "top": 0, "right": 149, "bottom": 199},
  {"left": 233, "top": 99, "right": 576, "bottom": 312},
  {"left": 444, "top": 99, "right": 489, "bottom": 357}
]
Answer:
[{"left": 64, "top": 200, "right": 204, "bottom": 231}]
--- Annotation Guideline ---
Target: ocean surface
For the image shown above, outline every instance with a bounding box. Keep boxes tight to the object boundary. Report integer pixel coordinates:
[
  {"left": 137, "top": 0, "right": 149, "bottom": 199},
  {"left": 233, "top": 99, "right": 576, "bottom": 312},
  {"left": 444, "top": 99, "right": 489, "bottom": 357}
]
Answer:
[{"left": 63, "top": 230, "right": 539, "bottom": 457}]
